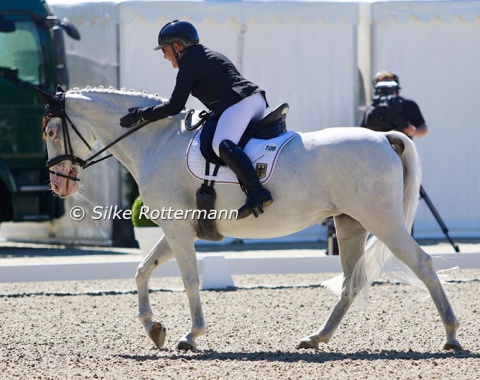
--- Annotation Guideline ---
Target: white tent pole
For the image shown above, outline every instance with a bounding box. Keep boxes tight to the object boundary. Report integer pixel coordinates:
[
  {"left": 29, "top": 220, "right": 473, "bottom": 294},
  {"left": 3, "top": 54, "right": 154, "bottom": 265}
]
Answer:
[
  {"left": 237, "top": 22, "right": 247, "bottom": 73},
  {"left": 358, "top": 2, "right": 373, "bottom": 103}
]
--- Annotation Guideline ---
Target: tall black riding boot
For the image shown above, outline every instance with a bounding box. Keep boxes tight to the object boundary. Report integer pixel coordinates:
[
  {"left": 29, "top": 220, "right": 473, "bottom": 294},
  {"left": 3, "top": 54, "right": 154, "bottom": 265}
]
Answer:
[{"left": 219, "top": 139, "right": 273, "bottom": 219}]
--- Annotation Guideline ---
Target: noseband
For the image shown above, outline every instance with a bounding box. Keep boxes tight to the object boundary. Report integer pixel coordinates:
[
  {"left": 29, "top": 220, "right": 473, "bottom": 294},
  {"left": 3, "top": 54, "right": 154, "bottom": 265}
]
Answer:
[{"left": 45, "top": 91, "right": 149, "bottom": 181}]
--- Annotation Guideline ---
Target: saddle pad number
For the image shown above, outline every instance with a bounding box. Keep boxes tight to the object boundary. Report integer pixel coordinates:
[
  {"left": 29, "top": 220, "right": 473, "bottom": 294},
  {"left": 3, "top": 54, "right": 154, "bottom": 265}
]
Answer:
[{"left": 264, "top": 143, "right": 278, "bottom": 153}]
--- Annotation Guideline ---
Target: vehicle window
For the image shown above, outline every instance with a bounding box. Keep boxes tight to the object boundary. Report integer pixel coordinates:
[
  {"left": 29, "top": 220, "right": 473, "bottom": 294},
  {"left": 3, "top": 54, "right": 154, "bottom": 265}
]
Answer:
[{"left": 0, "top": 20, "right": 44, "bottom": 85}]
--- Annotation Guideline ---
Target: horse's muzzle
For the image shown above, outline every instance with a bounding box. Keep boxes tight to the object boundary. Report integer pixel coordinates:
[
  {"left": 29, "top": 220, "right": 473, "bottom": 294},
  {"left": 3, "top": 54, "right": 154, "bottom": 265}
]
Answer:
[{"left": 49, "top": 163, "right": 79, "bottom": 198}]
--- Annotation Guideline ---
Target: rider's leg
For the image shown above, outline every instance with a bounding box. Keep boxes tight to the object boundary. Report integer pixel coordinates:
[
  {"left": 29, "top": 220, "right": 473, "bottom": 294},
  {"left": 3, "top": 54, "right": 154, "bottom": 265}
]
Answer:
[
  {"left": 219, "top": 139, "right": 273, "bottom": 219},
  {"left": 212, "top": 92, "right": 266, "bottom": 157},
  {"left": 213, "top": 93, "right": 272, "bottom": 219}
]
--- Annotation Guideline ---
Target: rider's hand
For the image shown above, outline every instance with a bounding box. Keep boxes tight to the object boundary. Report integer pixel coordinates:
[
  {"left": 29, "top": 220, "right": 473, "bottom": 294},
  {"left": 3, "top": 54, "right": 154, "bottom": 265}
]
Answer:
[{"left": 120, "top": 107, "right": 144, "bottom": 128}]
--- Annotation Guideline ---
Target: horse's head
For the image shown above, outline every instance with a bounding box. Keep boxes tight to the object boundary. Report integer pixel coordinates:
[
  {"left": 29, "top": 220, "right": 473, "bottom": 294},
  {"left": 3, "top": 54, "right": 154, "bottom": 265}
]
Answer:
[
  {"left": 38, "top": 86, "right": 95, "bottom": 198},
  {"left": 38, "top": 86, "right": 174, "bottom": 198}
]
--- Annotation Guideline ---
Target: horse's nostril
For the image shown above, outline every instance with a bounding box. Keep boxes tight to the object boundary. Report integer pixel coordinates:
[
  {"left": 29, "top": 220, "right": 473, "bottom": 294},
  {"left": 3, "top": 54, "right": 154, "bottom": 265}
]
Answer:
[{"left": 51, "top": 182, "right": 60, "bottom": 193}]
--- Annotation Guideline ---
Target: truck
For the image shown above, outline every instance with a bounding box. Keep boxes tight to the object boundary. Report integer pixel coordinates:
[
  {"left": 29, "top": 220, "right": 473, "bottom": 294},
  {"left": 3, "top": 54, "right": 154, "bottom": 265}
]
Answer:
[{"left": 0, "top": 0, "right": 80, "bottom": 225}]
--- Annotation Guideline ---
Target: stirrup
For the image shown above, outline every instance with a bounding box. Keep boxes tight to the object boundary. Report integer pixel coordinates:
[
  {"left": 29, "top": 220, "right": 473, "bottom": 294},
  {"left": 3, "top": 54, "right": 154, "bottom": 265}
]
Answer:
[{"left": 236, "top": 198, "right": 273, "bottom": 219}]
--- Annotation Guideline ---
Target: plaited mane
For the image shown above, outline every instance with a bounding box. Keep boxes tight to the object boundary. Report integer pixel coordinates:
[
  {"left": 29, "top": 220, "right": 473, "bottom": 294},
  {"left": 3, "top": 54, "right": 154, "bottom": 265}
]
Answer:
[{"left": 67, "top": 86, "right": 168, "bottom": 103}]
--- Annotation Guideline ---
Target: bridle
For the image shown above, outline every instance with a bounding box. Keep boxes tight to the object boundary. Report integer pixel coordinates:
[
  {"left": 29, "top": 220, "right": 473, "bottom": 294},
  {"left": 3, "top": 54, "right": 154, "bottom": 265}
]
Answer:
[{"left": 45, "top": 91, "right": 149, "bottom": 182}]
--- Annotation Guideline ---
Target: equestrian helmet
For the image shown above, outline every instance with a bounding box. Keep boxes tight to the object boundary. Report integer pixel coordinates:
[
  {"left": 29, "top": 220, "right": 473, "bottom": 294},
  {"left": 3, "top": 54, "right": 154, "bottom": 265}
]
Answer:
[{"left": 154, "top": 20, "right": 199, "bottom": 51}]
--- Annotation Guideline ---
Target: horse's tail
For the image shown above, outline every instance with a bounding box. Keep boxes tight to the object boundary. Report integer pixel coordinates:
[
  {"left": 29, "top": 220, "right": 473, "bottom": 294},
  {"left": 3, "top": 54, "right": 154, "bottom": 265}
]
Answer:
[
  {"left": 385, "top": 131, "right": 422, "bottom": 231},
  {"left": 323, "top": 132, "right": 424, "bottom": 301}
]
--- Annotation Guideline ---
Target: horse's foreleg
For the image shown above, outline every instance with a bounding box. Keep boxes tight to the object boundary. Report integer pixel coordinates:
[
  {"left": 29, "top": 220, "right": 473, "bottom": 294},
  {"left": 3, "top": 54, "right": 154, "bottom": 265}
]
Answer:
[
  {"left": 383, "top": 231, "right": 461, "bottom": 350},
  {"left": 167, "top": 234, "right": 205, "bottom": 350},
  {"left": 136, "top": 236, "right": 173, "bottom": 348},
  {"left": 298, "top": 215, "right": 368, "bottom": 349}
]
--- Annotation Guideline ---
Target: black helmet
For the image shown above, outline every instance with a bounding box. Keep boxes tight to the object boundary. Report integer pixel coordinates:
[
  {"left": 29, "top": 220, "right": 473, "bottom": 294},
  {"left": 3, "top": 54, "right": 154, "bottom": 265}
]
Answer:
[{"left": 154, "top": 20, "right": 199, "bottom": 51}]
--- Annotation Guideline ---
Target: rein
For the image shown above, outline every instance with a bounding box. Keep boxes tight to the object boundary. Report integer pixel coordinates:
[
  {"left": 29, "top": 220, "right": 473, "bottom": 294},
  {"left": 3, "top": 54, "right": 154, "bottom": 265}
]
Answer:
[{"left": 45, "top": 91, "right": 150, "bottom": 181}]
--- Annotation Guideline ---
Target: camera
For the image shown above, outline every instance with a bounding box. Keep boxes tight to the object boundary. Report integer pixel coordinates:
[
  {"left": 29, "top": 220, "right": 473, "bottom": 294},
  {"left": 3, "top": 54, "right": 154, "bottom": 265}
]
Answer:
[
  {"left": 368, "top": 90, "right": 408, "bottom": 132},
  {"left": 374, "top": 80, "right": 400, "bottom": 96}
]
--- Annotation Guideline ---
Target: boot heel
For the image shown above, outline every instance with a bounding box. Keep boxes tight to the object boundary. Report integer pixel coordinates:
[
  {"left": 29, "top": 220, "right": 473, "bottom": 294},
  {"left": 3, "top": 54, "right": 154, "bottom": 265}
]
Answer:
[{"left": 262, "top": 199, "right": 273, "bottom": 208}]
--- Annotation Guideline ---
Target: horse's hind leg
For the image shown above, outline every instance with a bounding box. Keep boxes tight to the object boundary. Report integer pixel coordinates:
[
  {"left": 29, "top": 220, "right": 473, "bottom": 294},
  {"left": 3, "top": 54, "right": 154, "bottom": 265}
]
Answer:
[
  {"left": 298, "top": 215, "right": 369, "bottom": 349},
  {"left": 136, "top": 236, "right": 173, "bottom": 348},
  {"left": 380, "top": 230, "right": 461, "bottom": 350}
]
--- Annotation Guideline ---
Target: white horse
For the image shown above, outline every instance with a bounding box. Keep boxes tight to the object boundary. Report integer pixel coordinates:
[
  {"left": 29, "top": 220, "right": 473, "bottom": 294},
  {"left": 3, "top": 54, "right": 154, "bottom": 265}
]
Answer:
[{"left": 41, "top": 86, "right": 461, "bottom": 351}]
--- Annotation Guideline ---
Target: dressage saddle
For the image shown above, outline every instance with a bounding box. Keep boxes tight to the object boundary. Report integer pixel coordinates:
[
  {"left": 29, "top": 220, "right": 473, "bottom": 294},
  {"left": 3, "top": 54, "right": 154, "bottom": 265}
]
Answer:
[{"left": 199, "top": 103, "right": 289, "bottom": 166}]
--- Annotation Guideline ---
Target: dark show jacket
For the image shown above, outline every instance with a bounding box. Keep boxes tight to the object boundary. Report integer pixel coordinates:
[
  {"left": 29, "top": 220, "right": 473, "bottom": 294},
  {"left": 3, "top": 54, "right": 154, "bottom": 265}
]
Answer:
[{"left": 142, "top": 44, "right": 266, "bottom": 120}]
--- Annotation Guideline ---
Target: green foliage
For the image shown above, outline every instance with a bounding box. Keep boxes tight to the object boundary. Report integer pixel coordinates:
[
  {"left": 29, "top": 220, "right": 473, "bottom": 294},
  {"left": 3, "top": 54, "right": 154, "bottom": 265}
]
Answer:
[
  {"left": 131, "top": 196, "right": 157, "bottom": 227},
  {"left": 125, "top": 172, "right": 139, "bottom": 207}
]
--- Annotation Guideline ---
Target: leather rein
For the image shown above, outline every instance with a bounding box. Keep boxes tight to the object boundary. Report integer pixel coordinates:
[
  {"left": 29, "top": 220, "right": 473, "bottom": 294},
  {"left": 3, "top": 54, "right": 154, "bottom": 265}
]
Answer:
[{"left": 45, "top": 92, "right": 150, "bottom": 182}]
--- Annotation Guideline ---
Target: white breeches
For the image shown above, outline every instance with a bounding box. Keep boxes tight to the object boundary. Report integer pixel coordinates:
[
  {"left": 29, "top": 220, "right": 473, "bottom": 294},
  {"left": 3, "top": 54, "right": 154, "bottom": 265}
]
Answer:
[{"left": 212, "top": 92, "right": 267, "bottom": 157}]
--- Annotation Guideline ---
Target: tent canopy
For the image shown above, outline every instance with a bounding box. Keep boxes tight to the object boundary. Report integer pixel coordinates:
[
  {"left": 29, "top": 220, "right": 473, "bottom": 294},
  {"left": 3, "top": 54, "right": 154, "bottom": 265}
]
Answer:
[{"left": 42, "top": 0, "right": 480, "bottom": 241}]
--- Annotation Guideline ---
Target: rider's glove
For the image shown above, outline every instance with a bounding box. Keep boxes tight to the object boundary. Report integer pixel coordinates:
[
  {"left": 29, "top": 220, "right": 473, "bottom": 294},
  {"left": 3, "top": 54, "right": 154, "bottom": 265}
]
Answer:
[{"left": 120, "top": 107, "right": 145, "bottom": 128}]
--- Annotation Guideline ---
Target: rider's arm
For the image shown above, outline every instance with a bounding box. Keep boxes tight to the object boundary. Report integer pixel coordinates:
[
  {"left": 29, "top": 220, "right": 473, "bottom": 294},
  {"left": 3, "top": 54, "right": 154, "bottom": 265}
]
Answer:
[
  {"left": 401, "top": 99, "right": 427, "bottom": 138},
  {"left": 142, "top": 64, "right": 196, "bottom": 121}
]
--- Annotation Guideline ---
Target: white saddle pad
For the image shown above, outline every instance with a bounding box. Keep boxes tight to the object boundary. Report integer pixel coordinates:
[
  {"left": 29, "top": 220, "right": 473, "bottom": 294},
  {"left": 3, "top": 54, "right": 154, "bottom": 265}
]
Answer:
[{"left": 186, "top": 129, "right": 298, "bottom": 184}]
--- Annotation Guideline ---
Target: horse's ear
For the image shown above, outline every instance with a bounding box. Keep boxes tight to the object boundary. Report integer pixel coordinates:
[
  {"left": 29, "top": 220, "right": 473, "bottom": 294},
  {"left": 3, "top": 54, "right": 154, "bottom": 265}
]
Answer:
[
  {"left": 34, "top": 86, "right": 55, "bottom": 106},
  {"left": 56, "top": 85, "right": 66, "bottom": 94}
]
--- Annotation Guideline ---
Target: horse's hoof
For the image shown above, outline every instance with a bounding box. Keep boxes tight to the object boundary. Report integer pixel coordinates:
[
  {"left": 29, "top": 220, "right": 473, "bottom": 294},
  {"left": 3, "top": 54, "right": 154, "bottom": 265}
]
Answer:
[
  {"left": 296, "top": 338, "right": 318, "bottom": 350},
  {"left": 148, "top": 322, "right": 166, "bottom": 348},
  {"left": 176, "top": 340, "right": 196, "bottom": 351},
  {"left": 444, "top": 341, "right": 462, "bottom": 351}
]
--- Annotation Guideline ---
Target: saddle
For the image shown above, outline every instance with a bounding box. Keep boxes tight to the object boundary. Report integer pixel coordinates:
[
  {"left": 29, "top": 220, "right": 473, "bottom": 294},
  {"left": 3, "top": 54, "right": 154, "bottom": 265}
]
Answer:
[
  {"left": 189, "top": 102, "right": 290, "bottom": 242},
  {"left": 198, "top": 103, "right": 289, "bottom": 166}
]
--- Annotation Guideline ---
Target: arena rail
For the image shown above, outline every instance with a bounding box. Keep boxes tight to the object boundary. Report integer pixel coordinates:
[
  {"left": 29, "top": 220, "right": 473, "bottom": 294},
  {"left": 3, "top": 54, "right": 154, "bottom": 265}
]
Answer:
[{"left": 1, "top": 252, "right": 480, "bottom": 290}]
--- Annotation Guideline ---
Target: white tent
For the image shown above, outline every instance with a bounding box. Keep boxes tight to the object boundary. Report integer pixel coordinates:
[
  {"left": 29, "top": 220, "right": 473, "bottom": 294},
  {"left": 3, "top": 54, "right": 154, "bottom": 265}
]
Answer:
[
  {"left": 359, "top": 1, "right": 480, "bottom": 238},
  {"left": 39, "top": 0, "right": 359, "bottom": 244},
  {"left": 4, "top": 0, "right": 475, "bottom": 244},
  {"left": 52, "top": 0, "right": 359, "bottom": 131},
  {"left": 118, "top": 1, "right": 358, "bottom": 132},
  {"left": 58, "top": 1, "right": 119, "bottom": 87}
]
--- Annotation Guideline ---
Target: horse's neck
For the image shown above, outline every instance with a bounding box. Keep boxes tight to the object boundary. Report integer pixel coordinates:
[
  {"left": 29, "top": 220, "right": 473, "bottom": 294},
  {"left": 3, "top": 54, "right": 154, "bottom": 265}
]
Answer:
[
  {"left": 116, "top": 119, "right": 186, "bottom": 181},
  {"left": 67, "top": 90, "right": 183, "bottom": 183},
  {"left": 89, "top": 113, "right": 186, "bottom": 184}
]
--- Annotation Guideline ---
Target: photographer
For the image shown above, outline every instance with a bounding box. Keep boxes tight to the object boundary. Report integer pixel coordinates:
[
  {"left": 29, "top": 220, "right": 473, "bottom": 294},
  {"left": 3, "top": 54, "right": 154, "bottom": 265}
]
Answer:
[
  {"left": 322, "top": 71, "right": 429, "bottom": 255},
  {"left": 360, "top": 71, "right": 427, "bottom": 138}
]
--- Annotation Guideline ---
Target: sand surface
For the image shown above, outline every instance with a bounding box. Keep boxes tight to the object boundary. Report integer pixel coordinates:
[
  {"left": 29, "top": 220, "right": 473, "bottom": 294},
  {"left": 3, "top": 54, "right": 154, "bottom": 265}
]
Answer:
[{"left": 1, "top": 270, "right": 479, "bottom": 379}]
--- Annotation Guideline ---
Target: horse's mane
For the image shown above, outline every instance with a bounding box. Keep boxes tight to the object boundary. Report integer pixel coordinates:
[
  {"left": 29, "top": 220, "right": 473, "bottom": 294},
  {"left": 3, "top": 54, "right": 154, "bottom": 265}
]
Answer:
[{"left": 67, "top": 86, "right": 168, "bottom": 103}]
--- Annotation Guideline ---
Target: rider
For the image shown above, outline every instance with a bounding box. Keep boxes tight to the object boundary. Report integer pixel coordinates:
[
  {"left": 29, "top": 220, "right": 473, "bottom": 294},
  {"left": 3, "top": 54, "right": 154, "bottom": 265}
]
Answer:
[{"left": 120, "top": 20, "right": 273, "bottom": 219}]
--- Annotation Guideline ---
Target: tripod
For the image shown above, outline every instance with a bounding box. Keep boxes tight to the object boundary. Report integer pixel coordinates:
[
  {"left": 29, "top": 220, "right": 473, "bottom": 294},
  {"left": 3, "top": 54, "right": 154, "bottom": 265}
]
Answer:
[
  {"left": 419, "top": 185, "right": 460, "bottom": 252},
  {"left": 323, "top": 217, "right": 339, "bottom": 255}
]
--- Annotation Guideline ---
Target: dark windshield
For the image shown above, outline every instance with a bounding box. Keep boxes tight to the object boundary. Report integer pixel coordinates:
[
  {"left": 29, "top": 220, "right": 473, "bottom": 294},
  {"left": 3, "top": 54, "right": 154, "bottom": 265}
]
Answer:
[{"left": 0, "top": 19, "right": 44, "bottom": 86}]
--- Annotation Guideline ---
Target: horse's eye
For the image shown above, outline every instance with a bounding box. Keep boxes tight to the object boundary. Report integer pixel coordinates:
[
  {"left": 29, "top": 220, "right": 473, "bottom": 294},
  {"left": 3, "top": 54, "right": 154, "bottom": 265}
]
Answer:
[{"left": 48, "top": 130, "right": 55, "bottom": 137}]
